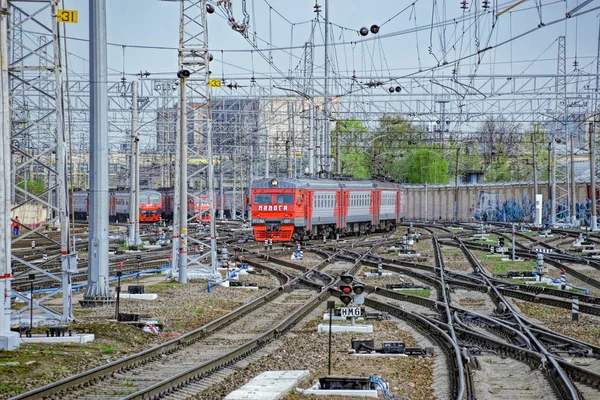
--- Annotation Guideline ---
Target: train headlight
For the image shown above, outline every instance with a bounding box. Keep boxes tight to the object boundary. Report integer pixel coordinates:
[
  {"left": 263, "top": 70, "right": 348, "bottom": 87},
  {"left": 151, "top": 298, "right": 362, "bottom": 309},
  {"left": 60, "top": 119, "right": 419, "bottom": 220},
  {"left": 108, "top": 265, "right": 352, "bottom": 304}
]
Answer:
[{"left": 270, "top": 179, "right": 278, "bottom": 187}]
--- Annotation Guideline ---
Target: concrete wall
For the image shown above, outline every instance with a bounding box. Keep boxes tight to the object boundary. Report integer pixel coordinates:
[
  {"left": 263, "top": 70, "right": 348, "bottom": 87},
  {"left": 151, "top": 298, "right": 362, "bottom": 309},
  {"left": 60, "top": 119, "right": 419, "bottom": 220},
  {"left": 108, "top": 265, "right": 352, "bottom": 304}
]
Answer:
[
  {"left": 403, "top": 182, "right": 591, "bottom": 223},
  {"left": 11, "top": 204, "right": 47, "bottom": 228}
]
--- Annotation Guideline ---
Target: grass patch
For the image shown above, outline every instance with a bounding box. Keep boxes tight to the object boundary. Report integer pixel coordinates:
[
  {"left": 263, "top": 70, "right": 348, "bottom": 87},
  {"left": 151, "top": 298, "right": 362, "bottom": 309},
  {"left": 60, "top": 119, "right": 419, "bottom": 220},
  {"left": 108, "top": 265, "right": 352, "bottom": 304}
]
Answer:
[
  {"left": 0, "top": 385, "right": 25, "bottom": 394},
  {"left": 481, "top": 254, "right": 536, "bottom": 275},
  {"left": 102, "top": 345, "right": 117, "bottom": 354},
  {"left": 399, "top": 289, "right": 431, "bottom": 298},
  {"left": 194, "top": 308, "right": 205, "bottom": 314}
]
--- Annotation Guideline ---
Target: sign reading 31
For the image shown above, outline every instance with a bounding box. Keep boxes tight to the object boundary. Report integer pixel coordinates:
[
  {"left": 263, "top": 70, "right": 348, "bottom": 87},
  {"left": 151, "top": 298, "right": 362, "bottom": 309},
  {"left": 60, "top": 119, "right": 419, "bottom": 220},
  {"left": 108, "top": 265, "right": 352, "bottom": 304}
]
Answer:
[{"left": 57, "top": 10, "right": 78, "bottom": 23}]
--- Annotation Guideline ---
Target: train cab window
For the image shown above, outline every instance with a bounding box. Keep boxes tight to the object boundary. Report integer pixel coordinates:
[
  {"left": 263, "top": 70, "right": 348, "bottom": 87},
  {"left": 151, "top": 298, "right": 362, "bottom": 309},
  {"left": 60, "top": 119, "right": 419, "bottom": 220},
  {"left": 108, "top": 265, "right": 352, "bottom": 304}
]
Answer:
[
  {"left": 275, "top": 194, "right": 293, "bottom": 204},
  {"left": 254, "top": 194, "right": 272, "bottom": 204}
]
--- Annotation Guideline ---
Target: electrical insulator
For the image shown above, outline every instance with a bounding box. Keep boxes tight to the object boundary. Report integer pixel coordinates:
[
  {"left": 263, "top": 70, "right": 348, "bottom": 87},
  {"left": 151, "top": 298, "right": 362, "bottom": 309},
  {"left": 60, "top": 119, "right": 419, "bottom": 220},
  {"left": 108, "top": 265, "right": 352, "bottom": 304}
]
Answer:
[
  {"left": 461, "top": 1, "right": 468, "bottom": 10},
  {"left": 482, "top": 0, "right": 490, "bottom": 9}
]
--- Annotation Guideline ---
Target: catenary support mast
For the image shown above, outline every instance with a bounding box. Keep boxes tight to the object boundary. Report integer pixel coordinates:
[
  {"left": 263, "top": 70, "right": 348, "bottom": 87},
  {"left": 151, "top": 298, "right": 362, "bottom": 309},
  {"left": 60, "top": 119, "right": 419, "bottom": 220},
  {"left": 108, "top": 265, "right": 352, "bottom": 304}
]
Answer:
[
  {"left": 128, "top": 80, "right": 139, "bottom": 246},
  {"left": 85, "top": 0, "right": 111, "bottom": 301},
  {"left": 0, "top": 0, "right": 19, "bottom": 350}
]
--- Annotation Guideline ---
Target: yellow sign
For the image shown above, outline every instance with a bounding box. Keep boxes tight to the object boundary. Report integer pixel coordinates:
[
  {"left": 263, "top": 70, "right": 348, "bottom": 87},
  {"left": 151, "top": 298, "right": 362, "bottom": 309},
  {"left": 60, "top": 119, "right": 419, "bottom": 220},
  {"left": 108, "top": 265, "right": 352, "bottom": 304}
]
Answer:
[
  {"left": 208, "top": 79, "right": 221, "bottom": 88},
  {"left": 295, "top": 152, "right": 301, "bottom": 157},
  {"left": 57, "top": 10, "right": 78, "bottom": 23}
]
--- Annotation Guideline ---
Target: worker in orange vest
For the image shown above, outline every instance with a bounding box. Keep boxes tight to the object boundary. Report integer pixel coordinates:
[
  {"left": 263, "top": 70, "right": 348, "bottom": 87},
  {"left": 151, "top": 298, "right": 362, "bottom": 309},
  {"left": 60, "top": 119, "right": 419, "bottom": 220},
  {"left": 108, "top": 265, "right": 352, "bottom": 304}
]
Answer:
[{"left": 12, "top": 216, "right": 20, "bottom": 236}]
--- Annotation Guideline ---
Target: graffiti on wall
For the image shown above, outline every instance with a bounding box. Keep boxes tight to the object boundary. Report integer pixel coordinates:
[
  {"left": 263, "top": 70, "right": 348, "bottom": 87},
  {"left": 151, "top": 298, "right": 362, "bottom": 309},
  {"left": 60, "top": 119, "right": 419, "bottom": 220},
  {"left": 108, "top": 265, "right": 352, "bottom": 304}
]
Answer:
[
  {"left": 474, "top": 191, "right": 534, "bottom": 222},
  {"left": 473, "top": 191, "right": 592, "bottom": 224}
]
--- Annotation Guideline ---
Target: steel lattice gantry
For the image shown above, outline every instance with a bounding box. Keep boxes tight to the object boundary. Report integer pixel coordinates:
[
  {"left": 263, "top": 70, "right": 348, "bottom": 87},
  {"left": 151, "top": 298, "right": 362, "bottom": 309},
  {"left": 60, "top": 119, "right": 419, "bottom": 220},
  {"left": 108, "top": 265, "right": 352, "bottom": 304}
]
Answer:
[
  {"left": 171, "top": 0, "right": 219, "bottom": 280},
  {"left": 4, "top": 0, "right": 74, "bottom": 334}
]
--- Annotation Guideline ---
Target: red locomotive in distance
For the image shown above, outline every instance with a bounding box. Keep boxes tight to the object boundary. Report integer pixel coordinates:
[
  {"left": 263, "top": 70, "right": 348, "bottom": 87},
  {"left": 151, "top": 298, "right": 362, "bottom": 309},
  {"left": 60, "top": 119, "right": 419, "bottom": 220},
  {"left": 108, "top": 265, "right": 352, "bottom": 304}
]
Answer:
[
  {"left": 72, "top": 190, "right": 162, "bottom": 223},
  {"left": 250, "top": 178, "right": 404, "bottom": 242}
]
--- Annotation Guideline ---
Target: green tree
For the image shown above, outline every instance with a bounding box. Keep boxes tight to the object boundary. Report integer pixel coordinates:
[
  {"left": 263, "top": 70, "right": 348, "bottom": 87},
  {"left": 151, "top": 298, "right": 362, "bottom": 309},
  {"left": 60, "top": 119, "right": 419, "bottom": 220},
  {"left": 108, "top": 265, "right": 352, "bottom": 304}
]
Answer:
[
  {"left": 371, "top": 116, "right": 420, "bottom": 181},
  {"left": 333, "top": 119, "right": 372, "bottom": 179},
  {"left": 397, "top": 148, "right": 449, "bottom": 184},
  {"left": 16, "top": 179, "right": 47, "bottom": 196}
]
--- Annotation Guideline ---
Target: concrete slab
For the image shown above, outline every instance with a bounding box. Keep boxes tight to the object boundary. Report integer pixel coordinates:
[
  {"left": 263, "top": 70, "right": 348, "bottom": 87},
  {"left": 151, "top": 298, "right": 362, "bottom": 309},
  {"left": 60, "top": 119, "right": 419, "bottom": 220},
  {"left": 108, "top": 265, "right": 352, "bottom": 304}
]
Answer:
[
  {"left": 318, "top": 324, "right": 373, "bottom": 333},
  {"left": 114, "top": 293, "right": 158, "bottom": 300},
  {"left": 19, "top": 334, "right": 95, "bottom": 344},
  {"left": 296, "top": 388, "right": 378, "bottom": 397},
  {"left": 363, "top": 272, "right": 394, "bottom": 277},
  {"left": 225, "top": 370, "right": 309, "bottom": 400}
]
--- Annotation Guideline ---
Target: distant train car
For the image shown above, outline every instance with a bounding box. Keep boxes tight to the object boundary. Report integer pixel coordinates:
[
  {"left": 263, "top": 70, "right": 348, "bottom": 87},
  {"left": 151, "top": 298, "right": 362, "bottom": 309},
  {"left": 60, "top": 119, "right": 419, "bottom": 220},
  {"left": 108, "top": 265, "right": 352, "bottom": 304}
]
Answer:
[
  {"left": 71, "top": 190, "right": 162, "bottom": 223},
  {"left": 138, "top": 191, "right": 162, "bottom": 222},
  {"left": 159, "top": 189, "right": 208, "bottom": 222},
  {"left": 250, "top": 178, "right": 403, "bottom": 242}
]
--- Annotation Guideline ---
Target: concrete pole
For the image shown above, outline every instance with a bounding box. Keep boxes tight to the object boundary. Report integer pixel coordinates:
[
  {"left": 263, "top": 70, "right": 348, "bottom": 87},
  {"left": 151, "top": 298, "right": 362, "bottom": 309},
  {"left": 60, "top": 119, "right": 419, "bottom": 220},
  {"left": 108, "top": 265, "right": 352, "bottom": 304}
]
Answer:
[
  {"left": 171, "top": 87, "right": 182, "bottom": 277},
  {"left": 134, "top": 99, "right": 141, "bottom": 245},
  {"left": 203, "top": 4, "right": 218, "bottom": 274},
  {"left": 453, "top": 147, "right": 460, "bottom": 222},
  {"left": 219, "top": 150, "right": 224, "bottom": 220},
  {"left": 0, "top": 0, "right": 19, "bottom": 350},
  {"left": 51, "top": 0, "right": 73, "bottom": 321},
  {"left": 85, "top": 0, "right": 111, "bottom": 300},
  {"left": 590, "top": 122, "right": 597, "bottom": 231},
  {"left": 532, "top": 131, "right": 538, "bottom": 196},
  {"left": 308, "top": 104, "right": 314, "bottom": 176},
  {"left": 323, "top": 0, "right": 330, "bottom": 173},
  {"left": 511, "top": 223, "right": 516, "bottom": 261},
  {"left": 335, "top": 121, "right": 341, "bottom": 175},
  {"left": 178, "top": 76, "right": 188, "bottom": 284},
  {"left": 128, "top": 81, "right": 138, "bottom": 246},
  {"left": 264, "top": 120, "right": 270, "bottom": 178},
  {"left": 551, "top": 138, "right": 556, "bottom": 225},
  {"left": 425, "top": 182, "right": 428, "bottom": 221},
  {"left": 571, "top": 123, "right": 577, "bottom": 224}
]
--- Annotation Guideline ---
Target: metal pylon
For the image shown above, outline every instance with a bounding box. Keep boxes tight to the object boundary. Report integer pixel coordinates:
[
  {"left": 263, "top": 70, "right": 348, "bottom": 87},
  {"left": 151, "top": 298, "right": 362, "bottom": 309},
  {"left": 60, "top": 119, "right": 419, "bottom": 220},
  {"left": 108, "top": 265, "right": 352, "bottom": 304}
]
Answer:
[
  {"left": 173, "top": 0, "right": 219, "bottom": 279},
  {"left": 6, "top": 0, "right": 74, "bottom": 323}
]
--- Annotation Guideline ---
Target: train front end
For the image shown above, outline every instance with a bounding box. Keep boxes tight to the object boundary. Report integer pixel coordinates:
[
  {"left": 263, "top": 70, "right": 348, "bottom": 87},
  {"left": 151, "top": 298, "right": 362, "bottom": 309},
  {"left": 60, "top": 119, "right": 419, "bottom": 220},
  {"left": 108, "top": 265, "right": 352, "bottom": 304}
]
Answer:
[
  {"left": 251, "top": 178, "right": 299, "bottom": 241},
  {"left": 139, "top": 191, "right": 162, "bottom": 222}
]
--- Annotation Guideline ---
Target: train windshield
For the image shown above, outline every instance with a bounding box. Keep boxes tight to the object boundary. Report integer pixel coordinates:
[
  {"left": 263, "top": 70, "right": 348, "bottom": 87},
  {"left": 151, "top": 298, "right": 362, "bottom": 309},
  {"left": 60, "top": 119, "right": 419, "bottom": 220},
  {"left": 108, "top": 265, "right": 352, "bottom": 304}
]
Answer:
[
  {"left": 254, "top": 194, "right": 272, "bottom": 204},
  {"left": 275, "top": 194, "right": 293, "bottom": 204},
  {"left": 140, "top": 193, "right": 160, "bottom": 205}
]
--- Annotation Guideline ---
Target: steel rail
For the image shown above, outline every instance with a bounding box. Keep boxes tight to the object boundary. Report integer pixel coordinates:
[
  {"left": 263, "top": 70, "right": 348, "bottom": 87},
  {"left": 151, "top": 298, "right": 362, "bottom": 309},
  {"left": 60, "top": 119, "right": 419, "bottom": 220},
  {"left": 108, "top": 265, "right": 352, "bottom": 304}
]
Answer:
[
  {"left": 122, "top": 290, "right": 330, "bottom": 400},
  {"left": 11, "top": 268, "right": 293, "bottom": 400},
  {"left": 457, "top": 237, "right": 582, "bottom": 400}
]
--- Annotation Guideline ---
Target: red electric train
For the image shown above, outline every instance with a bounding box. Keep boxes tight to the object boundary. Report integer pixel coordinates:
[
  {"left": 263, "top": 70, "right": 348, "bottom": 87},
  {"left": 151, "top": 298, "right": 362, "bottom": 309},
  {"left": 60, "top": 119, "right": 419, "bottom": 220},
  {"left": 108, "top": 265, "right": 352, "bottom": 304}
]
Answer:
[
  {"left": 250, "top": 178, "right": 404, "bottom": 241},
  {"left": 73, "top": 190, "right": 163, "bottom": 223}
]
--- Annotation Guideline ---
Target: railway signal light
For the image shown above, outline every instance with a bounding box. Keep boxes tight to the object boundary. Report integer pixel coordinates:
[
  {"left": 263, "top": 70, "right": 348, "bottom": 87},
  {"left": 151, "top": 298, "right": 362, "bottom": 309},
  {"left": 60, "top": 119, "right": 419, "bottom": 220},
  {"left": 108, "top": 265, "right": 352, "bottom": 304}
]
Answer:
[
  {"left": 370, "top": 24, "right": 380, "bottom": 34},
  {"left": 499, "top": 237, "right": 505, "bottom": 248},
  {"left": 359, "top": 27, "right": 369, "bottom": 36},
  {"left": 339, "top": 274, "right": 354, "bottom": 305},
  {"left": 353, "top": 283, "right": 365, "bottom": 305},
  {"left": 352, "top": 283, "right": 365, "bottom": 295},
  {"left": 340, "top": 283, "right": 353, "bottom": 306}
]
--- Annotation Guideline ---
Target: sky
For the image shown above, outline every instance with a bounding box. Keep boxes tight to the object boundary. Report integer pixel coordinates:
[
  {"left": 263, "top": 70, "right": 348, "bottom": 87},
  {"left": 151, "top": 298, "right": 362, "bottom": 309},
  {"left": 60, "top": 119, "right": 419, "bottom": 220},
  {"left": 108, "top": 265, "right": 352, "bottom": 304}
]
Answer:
[
  {"left": 13, "top": 0, "right": 600, "bottom": 153},
  {"left": 44, "top": 0, "right": 600, "bottom": 88}
]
